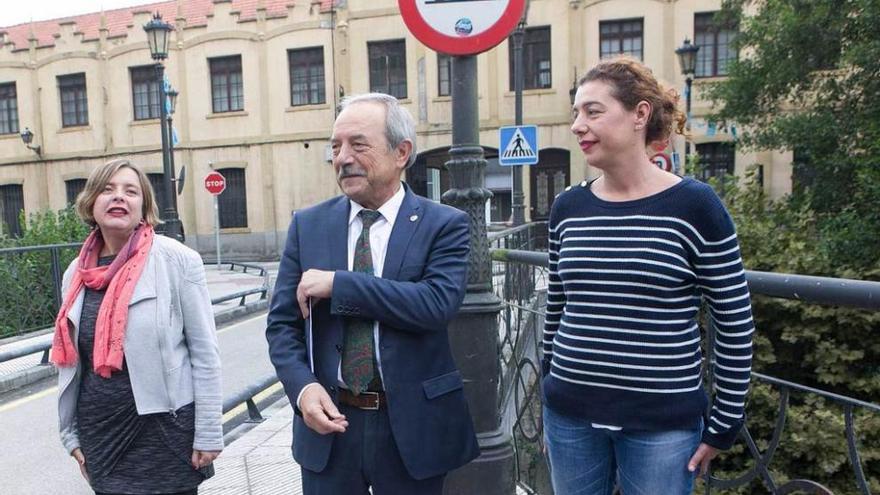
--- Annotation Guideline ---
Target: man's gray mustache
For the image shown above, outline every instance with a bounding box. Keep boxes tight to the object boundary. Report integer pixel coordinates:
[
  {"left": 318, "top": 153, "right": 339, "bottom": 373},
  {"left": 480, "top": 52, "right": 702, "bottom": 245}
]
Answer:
[{"left": 339, "top": 166, "right": 367, "bottom": 179}]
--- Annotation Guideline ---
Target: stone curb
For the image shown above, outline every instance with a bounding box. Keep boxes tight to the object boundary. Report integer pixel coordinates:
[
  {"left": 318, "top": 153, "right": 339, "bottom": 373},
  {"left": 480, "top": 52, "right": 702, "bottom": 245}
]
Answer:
[
  {"left": 0, "top": 364, "right": 57, "bottom": 395},
  {"left": 0, "top": 301, "right": 269, "bottom": 394}
]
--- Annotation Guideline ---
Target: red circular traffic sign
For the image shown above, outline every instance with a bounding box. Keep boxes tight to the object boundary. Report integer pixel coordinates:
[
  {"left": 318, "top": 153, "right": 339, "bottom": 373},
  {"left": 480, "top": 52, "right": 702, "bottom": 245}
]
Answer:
[
  {"left": 399, "top": 0, "right": 526, "bottom": 55},
  {"left": 204, "top": 171, "right": 226, "bottom": 195},
  {"left": 651, "top": 153, "right": 672, "bottom": 172}
]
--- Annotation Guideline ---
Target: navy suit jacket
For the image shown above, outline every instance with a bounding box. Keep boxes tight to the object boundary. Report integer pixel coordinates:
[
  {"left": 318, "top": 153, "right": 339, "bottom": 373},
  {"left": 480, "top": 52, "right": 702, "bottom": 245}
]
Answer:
[{"left": 266, "top": 185, "right": 479, "bottom": 480}]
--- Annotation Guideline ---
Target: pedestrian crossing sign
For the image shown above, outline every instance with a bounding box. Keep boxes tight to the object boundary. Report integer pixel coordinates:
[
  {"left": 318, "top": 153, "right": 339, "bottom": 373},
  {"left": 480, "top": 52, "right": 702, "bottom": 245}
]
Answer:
[{"left": 499, "top": 125, "right": 539, "bottom": 166}]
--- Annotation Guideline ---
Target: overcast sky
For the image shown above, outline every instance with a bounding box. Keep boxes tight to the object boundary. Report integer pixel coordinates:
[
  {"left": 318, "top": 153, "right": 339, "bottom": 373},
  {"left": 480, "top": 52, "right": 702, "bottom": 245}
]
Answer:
[{"left": 2, "top": 0, "right": 153, "bottom": 27}]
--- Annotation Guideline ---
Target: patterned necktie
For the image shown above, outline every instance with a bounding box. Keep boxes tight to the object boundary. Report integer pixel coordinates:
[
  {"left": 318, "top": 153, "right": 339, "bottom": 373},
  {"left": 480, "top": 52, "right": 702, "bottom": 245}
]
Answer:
[{"left": 342, "top": 209, "right": 382, "bottom": 395}]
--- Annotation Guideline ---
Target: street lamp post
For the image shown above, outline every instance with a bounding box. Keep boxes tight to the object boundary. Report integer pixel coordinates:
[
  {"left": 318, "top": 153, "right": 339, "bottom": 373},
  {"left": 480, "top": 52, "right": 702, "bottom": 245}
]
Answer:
[
  {"left": 143, "top": 13, "right": 184, "bottom": 242},
  {"left": 510, "top": 18, "right": 526, "bottom": 226},
  {"left": 675, "top": 38, "right": 699, "bottom": 170},
  {"left": 442, "top": 52, "right": 515, "bottom": 495},
  {"left": 165, "top": 86, "right": 180, "bottom": 214}
]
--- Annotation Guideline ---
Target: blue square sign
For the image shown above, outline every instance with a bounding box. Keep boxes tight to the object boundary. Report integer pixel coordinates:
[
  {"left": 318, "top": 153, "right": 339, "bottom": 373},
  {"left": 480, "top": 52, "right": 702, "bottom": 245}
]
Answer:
[{"left": 499, "top": 125, "right": 538, "bottom": 166}]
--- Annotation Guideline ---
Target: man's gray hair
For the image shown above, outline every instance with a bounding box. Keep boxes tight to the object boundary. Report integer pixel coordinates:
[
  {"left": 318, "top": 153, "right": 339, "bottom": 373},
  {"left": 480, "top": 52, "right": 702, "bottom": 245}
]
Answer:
[{"left": 338, "top": 93, "right": 418, "bottom": 168}]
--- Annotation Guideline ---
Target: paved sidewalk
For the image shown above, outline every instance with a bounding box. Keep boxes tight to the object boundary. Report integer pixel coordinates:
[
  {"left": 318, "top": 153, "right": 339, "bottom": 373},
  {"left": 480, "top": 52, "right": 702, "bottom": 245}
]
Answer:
[
  {"left": 0, "top": 261, "right": 279, "bottom": 393},
  {"left": 202, "top": 396, "right": 529, "bottom": 495},
  {"left": 202, "top": 397, "right": 303, "bottom": 494}
]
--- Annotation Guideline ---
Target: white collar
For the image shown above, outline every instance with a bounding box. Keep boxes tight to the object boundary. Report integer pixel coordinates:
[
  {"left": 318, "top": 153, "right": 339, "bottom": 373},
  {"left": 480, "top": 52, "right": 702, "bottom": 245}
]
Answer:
[{"left": 348, "top": 183, "right": 406, "bottom": 227}]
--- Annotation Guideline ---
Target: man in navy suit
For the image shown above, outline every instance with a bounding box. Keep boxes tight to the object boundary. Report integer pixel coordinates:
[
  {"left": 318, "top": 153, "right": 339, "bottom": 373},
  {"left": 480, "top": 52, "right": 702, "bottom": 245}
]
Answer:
[{"left": 266, "top": 93, "right": 479, "bottom": 494}]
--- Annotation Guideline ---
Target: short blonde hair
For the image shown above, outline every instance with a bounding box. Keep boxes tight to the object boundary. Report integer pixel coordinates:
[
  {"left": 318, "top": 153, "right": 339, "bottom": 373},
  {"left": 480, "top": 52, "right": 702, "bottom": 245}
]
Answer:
[{"left": 75, "top": 159, "right": 162, "bottom": 228}]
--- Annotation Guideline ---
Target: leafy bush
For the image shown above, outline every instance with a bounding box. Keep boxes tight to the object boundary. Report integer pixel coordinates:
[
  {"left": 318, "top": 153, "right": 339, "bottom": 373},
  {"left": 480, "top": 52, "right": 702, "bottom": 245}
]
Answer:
[
  {"left": 0, "top": 208, "right": 88, "bottom": 338},
  {"left": 702, "top": 169, "right": 880, "bottom": 494}
]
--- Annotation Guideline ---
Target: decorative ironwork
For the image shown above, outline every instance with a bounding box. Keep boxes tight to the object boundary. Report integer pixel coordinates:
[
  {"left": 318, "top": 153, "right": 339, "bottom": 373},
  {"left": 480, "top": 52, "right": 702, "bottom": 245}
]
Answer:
[
  {"left": 489, "top": 224, "right": 551, "bottom": 494},
  {"left": 443, "top": 147, "right": 494, "bottom": 292}
]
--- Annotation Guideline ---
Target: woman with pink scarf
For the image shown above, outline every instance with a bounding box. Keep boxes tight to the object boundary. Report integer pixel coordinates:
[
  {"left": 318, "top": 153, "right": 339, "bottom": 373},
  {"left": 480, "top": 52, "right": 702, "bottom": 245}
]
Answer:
[{"left": 52, "top": 159, "right": 223, "bottom": 495}]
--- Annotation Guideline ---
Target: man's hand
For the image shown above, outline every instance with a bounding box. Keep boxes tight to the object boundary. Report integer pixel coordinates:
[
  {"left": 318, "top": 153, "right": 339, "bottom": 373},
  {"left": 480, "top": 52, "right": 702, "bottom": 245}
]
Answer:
[
  {"left": 191, "top": 449, "right": 221, "bottom": 470},
  {"left": 300, "top": 384, "right": 348, "bottom": 435},
  {"left": 297, "top": 269, "right": 335, "bottom": 318},
  {"left": 71, "top": 448, "right": 89, "bottom": 482},
  {"left": 688, "top": 442, "right": 720, "bottom": 475}
]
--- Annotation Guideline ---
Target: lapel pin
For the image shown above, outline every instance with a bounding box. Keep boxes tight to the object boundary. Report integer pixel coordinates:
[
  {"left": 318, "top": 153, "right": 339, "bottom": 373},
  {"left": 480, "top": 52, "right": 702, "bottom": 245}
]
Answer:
[{"left": 410, "top": 214, "right": 418, "bottom": 222}]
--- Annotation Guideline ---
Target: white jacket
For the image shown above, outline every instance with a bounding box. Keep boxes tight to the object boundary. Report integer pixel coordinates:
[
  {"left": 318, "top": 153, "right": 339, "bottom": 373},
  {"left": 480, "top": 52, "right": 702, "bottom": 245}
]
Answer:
[{"left": 57, "top": 235, "right": 223, "bottom": 453}]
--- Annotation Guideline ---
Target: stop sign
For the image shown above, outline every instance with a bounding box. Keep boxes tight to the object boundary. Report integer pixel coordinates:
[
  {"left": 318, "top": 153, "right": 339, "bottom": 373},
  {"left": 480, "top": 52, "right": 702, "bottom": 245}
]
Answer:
[{"left": 204, "top": 171, "right": 226, "bottom": 195}]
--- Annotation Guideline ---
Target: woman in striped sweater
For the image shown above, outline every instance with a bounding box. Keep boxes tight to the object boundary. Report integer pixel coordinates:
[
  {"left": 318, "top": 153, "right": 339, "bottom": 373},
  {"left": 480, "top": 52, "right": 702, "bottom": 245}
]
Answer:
[{"left": 542, "top": 58, "right": 754, "bottom": 495}]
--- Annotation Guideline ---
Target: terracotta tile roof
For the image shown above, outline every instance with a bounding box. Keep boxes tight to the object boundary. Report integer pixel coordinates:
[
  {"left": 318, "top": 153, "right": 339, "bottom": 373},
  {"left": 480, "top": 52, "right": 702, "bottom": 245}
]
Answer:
[{"left": 0, "top": 0, "right": 300, "bottom": 52}]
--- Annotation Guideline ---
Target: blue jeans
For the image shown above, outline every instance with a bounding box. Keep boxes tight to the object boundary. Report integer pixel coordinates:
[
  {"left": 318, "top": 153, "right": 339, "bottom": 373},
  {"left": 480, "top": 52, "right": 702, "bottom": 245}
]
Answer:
[{"left": 543, "top": 405, "right": 701, "bottom": 495}]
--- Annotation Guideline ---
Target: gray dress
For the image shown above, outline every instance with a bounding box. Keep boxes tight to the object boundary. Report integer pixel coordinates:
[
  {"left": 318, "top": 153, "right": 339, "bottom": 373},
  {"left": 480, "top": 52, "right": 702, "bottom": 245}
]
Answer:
[{"left": 76, "top": 256, "right": 212, "bottom": 494}]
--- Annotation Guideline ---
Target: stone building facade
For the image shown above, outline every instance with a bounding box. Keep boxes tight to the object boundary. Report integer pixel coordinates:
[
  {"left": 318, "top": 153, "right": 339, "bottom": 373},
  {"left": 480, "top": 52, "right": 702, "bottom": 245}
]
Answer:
[{"left": 0, "top": 0, "right": 794, "bottom": 258}]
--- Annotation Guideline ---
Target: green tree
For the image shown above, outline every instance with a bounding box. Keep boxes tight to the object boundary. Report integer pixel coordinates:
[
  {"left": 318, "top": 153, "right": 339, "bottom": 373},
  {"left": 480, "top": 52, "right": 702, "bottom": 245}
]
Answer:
[{"left": 707, "top": 0, "right": 880, "bottom": 269}]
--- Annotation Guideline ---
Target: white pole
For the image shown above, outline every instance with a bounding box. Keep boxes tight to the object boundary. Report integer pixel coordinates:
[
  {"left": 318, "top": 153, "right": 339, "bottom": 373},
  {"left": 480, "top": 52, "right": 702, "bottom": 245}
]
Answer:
[{"left": 214, "top": 195, "right": 221, "bottom": 270}]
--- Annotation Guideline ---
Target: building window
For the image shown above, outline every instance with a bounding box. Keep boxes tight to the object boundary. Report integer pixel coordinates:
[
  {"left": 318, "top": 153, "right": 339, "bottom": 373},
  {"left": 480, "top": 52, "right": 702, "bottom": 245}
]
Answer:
[
  {"left": 0, "top": 184, "right": 24, "bottom": 237},
  {"left": 58, "top": 73, "right": 89, "bottom": 127},
  {"left": 217, "top": 168, "right": 247, "bottom": 228},
  {"left": 289, "top": 47, "right": 326, "bottom": 106},
  {"left": 508, "top": 26, "right": 552, "bottom": 90},
  {"left": 0, "top": 82, "right": 19, "bottom": 135},
  {"left": 426, "top": 168, "right": 442, "bottom": 201},
  {"left": 130, "top": 65, "right": 160, "bottom": 120},
  {"left": 147, "top": 173, "right": 168, "bottom": 216},
  {"left": 438, "top": 54, "right": 452, "bottom": 97},
  {"left": 599, "top": 18, "right": 643, "bottom": 60},
  {"left": 368, "top": 40, "right": 407, "bottom": 99},
  {"left": 65, "top": 179, "right": 87, "bottom": 206},
  {"left": 695, "top": 12, "right": 737, "bottom": 78},
  {"left": 209, "top": 56, "right": 244, "bottom": 113},
  {"left": 489, "top": 190, "right": 512, "bottom": 223},
  {"left": 696, "top": 142, "right": 735, "bottom": 181},
  {"left": 792, "top": 148, "right": 816, "bottom": 193}
]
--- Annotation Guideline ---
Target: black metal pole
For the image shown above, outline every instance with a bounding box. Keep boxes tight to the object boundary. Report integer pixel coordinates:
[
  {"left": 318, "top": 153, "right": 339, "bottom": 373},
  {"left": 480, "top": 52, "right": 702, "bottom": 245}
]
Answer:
[
  {"left": 685, "top": 75, "right": 693, "bottom": 165},
  {"left": 166, "top": 111, "right": 183, "bottom": 241},
  {"left": 441, "top": 55, "right": 515, "bottom": 495},
  {"left": 155, "top": 63, "right": 183, "bottom": 242},
  {"left": 510, "top": 22, "right": 526, "bottom": 226}
]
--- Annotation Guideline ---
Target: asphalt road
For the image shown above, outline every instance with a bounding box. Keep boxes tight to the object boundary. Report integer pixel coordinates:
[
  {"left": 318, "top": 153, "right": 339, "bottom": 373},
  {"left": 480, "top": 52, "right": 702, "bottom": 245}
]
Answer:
[{"left": 0, "top": 311, "right": 275, "bottom": 495}]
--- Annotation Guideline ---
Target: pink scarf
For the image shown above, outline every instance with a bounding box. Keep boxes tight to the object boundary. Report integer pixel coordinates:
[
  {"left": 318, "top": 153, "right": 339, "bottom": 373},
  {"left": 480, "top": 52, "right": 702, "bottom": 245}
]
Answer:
[{"left": 50, "top": 224, "right": 154, "bottom": 378}]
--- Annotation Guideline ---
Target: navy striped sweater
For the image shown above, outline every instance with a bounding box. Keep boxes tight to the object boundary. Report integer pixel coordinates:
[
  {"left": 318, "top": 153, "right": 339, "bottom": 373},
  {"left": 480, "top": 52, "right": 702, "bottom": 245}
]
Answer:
[{"left": 542, "top": 177, "right": 754, "bottom": 450}]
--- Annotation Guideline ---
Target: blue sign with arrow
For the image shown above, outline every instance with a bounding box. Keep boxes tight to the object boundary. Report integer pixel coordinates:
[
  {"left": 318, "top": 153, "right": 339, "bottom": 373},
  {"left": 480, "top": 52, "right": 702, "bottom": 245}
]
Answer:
[{"left": 499, "top": 125, "right": 538, "bottom": 166}]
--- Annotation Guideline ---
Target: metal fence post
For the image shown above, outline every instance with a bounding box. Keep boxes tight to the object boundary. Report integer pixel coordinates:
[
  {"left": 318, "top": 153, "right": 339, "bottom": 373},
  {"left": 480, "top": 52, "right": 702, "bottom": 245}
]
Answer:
[{"left": 50, "top": 247, "right": 63, "bottom": 312}]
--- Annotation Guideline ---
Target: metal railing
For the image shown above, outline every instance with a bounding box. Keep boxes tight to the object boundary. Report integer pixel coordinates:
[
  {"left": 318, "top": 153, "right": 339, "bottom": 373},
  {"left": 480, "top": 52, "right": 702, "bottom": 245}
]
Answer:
[
  {"left": 0, "top": 285, "right": 270, "bottom": 367},
  {"left": 0, "top": 241, "right": 270, "bottom": 339},
  {"left": 491, "top": 247, "right": 880, "bottom": 495},
  {"left": 223, "top": 261, "right": 267, "bottom": 278},
  {"left": 212, "top": 286, "right": 269, "bottom": 307},
  {"left": 222, "top": 373, "right": 280, "bottom": 423},
  {"left": 489, "top": 221, "right": 548, "bottom": 255}
]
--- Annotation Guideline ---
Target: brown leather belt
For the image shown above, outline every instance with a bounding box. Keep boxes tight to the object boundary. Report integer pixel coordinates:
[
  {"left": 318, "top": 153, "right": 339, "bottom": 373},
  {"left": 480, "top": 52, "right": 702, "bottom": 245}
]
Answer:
[{"left": 338, "top": 389, "right": 386, "bottom": 410}]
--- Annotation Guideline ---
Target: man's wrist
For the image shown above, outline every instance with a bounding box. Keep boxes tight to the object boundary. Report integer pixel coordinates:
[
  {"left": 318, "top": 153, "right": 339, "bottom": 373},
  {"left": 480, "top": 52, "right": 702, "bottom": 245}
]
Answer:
[{"left": 296, "top": 382, "right": 321, "bottom": 409}]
